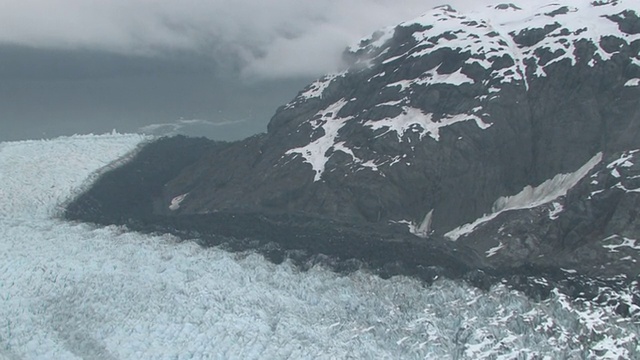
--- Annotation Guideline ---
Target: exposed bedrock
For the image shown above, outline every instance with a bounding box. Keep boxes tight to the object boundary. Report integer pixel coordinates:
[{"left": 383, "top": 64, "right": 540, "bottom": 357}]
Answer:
[{"left": 66, "top": 1, "right": 640, "bottom": 303}]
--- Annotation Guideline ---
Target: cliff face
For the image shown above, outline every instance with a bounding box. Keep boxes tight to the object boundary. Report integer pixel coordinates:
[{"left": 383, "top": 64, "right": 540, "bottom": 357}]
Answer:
[{"left": 68, "top": 1, "right": 640, "bottom": 283}]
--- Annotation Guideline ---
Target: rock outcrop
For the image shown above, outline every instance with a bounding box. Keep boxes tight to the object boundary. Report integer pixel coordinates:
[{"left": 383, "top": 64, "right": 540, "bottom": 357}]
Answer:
[{"left": 67, "top": 1, "right": 640, "bottom": 296}]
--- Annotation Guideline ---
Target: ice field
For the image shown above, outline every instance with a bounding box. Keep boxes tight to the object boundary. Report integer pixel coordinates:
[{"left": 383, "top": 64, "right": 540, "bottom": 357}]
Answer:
[{"left": 0, "top": 134, "right": 639, "bottom": 359}]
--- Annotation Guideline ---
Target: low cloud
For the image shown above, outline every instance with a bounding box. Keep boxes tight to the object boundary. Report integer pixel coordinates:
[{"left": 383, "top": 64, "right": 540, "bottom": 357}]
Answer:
[
  {"left": 139, "top": 117, "right": 247, "bottom": 136},
  {"left": 0, "top": 0, "right": 494, "bottom": 80}
]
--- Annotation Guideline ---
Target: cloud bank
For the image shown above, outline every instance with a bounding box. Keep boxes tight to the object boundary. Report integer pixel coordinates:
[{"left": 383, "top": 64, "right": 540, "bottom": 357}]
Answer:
[
  {"left": 139, "top": 117, "right": 248, "bottom": 136},
  {"left": 0, "top": 0, "right": 493, "bottom": 79}
]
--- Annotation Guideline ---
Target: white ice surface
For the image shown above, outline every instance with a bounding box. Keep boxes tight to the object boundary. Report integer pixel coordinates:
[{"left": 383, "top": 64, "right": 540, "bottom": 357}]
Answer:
[
  {"left": 1, "top": 135, "right": 639, "bottom": 359},
  {"left": 298, "top": 73, "right": 342, "bottom": 101},
  {"left": 400, "top": 0, "right": 640, "bottom": 84}
]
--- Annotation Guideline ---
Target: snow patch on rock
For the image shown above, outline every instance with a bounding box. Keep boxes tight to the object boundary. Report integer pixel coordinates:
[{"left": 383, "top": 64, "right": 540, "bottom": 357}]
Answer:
[
  {"left": 299, "top": 74, "right": 341, "bottom": 100},
  {"left": 408, "top": 209, "right": 434, "bottom": 238},
  {"left": 366, "top": 108, "right": 491, "bottom": 142},
  {"left": 169, "top": 193, "right": 189, "bottom": 211},
  {"left": 386, "top": 68, "right": 475, "bottom": 91},
  {"left": 625, "top": 78, "right": 640, "bottom": 87},
  {"left": 285, "top": 100, "right": 353, "bottom": 181},
  {"left": 486, "top": 242, "right": 505, "bottom": 257},
  {"left": 446, "top": 152, "right": 603, "bottom": 240},
  {"left": 548, "top": 201, "right": 564, "bottom": 220},
  {"left": 603, "top": 235, "right": 640, "bottom": 252}
]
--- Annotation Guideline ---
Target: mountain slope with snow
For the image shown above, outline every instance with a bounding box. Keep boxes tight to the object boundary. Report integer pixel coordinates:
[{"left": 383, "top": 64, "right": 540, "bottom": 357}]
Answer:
[
  {"left": 2, "top": 134, "right": 640, "bottom": 359},
  {"left": 66, "top": 1, "right": 640, "bottom": 294}
]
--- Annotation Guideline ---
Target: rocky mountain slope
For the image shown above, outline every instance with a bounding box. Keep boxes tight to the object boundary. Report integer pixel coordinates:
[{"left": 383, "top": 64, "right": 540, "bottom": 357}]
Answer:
[{"left": 67, "top": 1, "right": 640, "bottom": 291}]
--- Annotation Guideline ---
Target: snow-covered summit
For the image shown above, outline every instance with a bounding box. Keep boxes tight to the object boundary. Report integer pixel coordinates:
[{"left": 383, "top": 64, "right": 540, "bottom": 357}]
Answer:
[
  {"left": 351, "top": 0, "right": 639, "bottom": 86},
  {"left": 278, "top": 0, "right": 640, "bottom": 185},
  {"left": 287, "top": 0, "right": 639, "bottom": 105}
]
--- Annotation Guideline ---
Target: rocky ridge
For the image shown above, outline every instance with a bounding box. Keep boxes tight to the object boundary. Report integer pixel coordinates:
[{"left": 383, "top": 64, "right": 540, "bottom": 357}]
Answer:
[{"left": 67, "top": 0, "right": 640, "bottom": 303}]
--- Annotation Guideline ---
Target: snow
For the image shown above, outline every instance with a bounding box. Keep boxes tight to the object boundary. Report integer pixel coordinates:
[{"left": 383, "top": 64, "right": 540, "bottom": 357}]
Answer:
[
  {"left": 477, "top": 0, "right": 640, "bottom": 73},
  {"left": 284, "top": 99, "right": 384, "bottom": 181},
  {"left": 446, "top": 152, "right": 602, "bottom": 240},
  {"left": 0, "top": 133, "right": 148, "bottom": 219},
  {"left": 602, "top": 235, "right": 640, "bottom": 252},
  {"left": 365, "top": 107, "right": 491, "bottom": 142},
  {"left": 625, "top": 78, "right": 640, "bottom": 87},
  {"left": 0, "top": 135, "right": 639, "bottom": 359},
  {"left": 597, "top": 150, "right": 640, "bottom": 193},
  {"left": 548, "top": 202, "right": 564, "bottom": 220},
  {"left": 561, "top": 268, "right": 578, "bottom": 274},
  {"left": 169, "top": 193, "right": 188, "bottom": 211},
  {"left": 486, "top": 242, "right": 505, "bottom": 257},
  {"left": 285, "top": 99, "right": 353, "bottom": 181},
  {"left": 285, "top": 101, "right": 491, "bottom": 181},
  {"left": 386, "top": 68, "right": 475, "bottom": 91},
  {"left": 353, "top": 0, "right": 640, "bottom": 97},
  {"left": 283, "top": 1, "right": 639, "bottom": 181},
  {"left": 607, "top": 149, "right": 637, "bottom": 169},
  {"left": 375, "top": 99, "right": 406, "bottom": 107},
  {"left": 298, "top": 73, "right": 341, "bottom": 101},
  {"left": 408, "top": 209, "right": 433, "bottom": 238}
]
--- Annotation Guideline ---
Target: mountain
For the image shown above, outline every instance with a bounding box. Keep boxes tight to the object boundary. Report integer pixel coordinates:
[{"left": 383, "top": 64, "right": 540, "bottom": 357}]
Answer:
[{"left": 67, "top": 1, "right": 640, "bottom": 301}]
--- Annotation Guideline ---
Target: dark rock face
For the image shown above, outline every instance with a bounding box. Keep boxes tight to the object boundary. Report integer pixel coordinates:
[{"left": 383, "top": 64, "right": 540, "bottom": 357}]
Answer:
[
  {"left": 67, "top": 1, "right": 640, "bottom": 304},
  {"left": 66, "top": 135, "right": 224, "bottom": 224}
]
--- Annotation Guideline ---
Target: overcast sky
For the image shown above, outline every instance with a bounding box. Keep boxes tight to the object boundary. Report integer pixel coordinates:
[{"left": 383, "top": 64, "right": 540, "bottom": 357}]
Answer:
[{"left": 0, "top": 0, "right": 494, "bottom": 142}]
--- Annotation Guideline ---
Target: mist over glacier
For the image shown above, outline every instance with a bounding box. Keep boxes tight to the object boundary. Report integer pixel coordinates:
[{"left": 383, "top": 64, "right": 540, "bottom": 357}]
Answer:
[{"left": 1, "top": 134, "right": 639, "bottom": 359}]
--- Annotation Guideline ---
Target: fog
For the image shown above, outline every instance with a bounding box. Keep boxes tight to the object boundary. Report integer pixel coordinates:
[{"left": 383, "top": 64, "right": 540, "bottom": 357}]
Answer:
[{"left": 0, "top": 0, "right": 496, "bottom": 142}]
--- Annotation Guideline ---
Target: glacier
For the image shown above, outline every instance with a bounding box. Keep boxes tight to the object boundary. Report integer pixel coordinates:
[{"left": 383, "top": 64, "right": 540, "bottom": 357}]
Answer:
[{"left": 1, "top": 134, "right": 640, "bottom": 359}]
